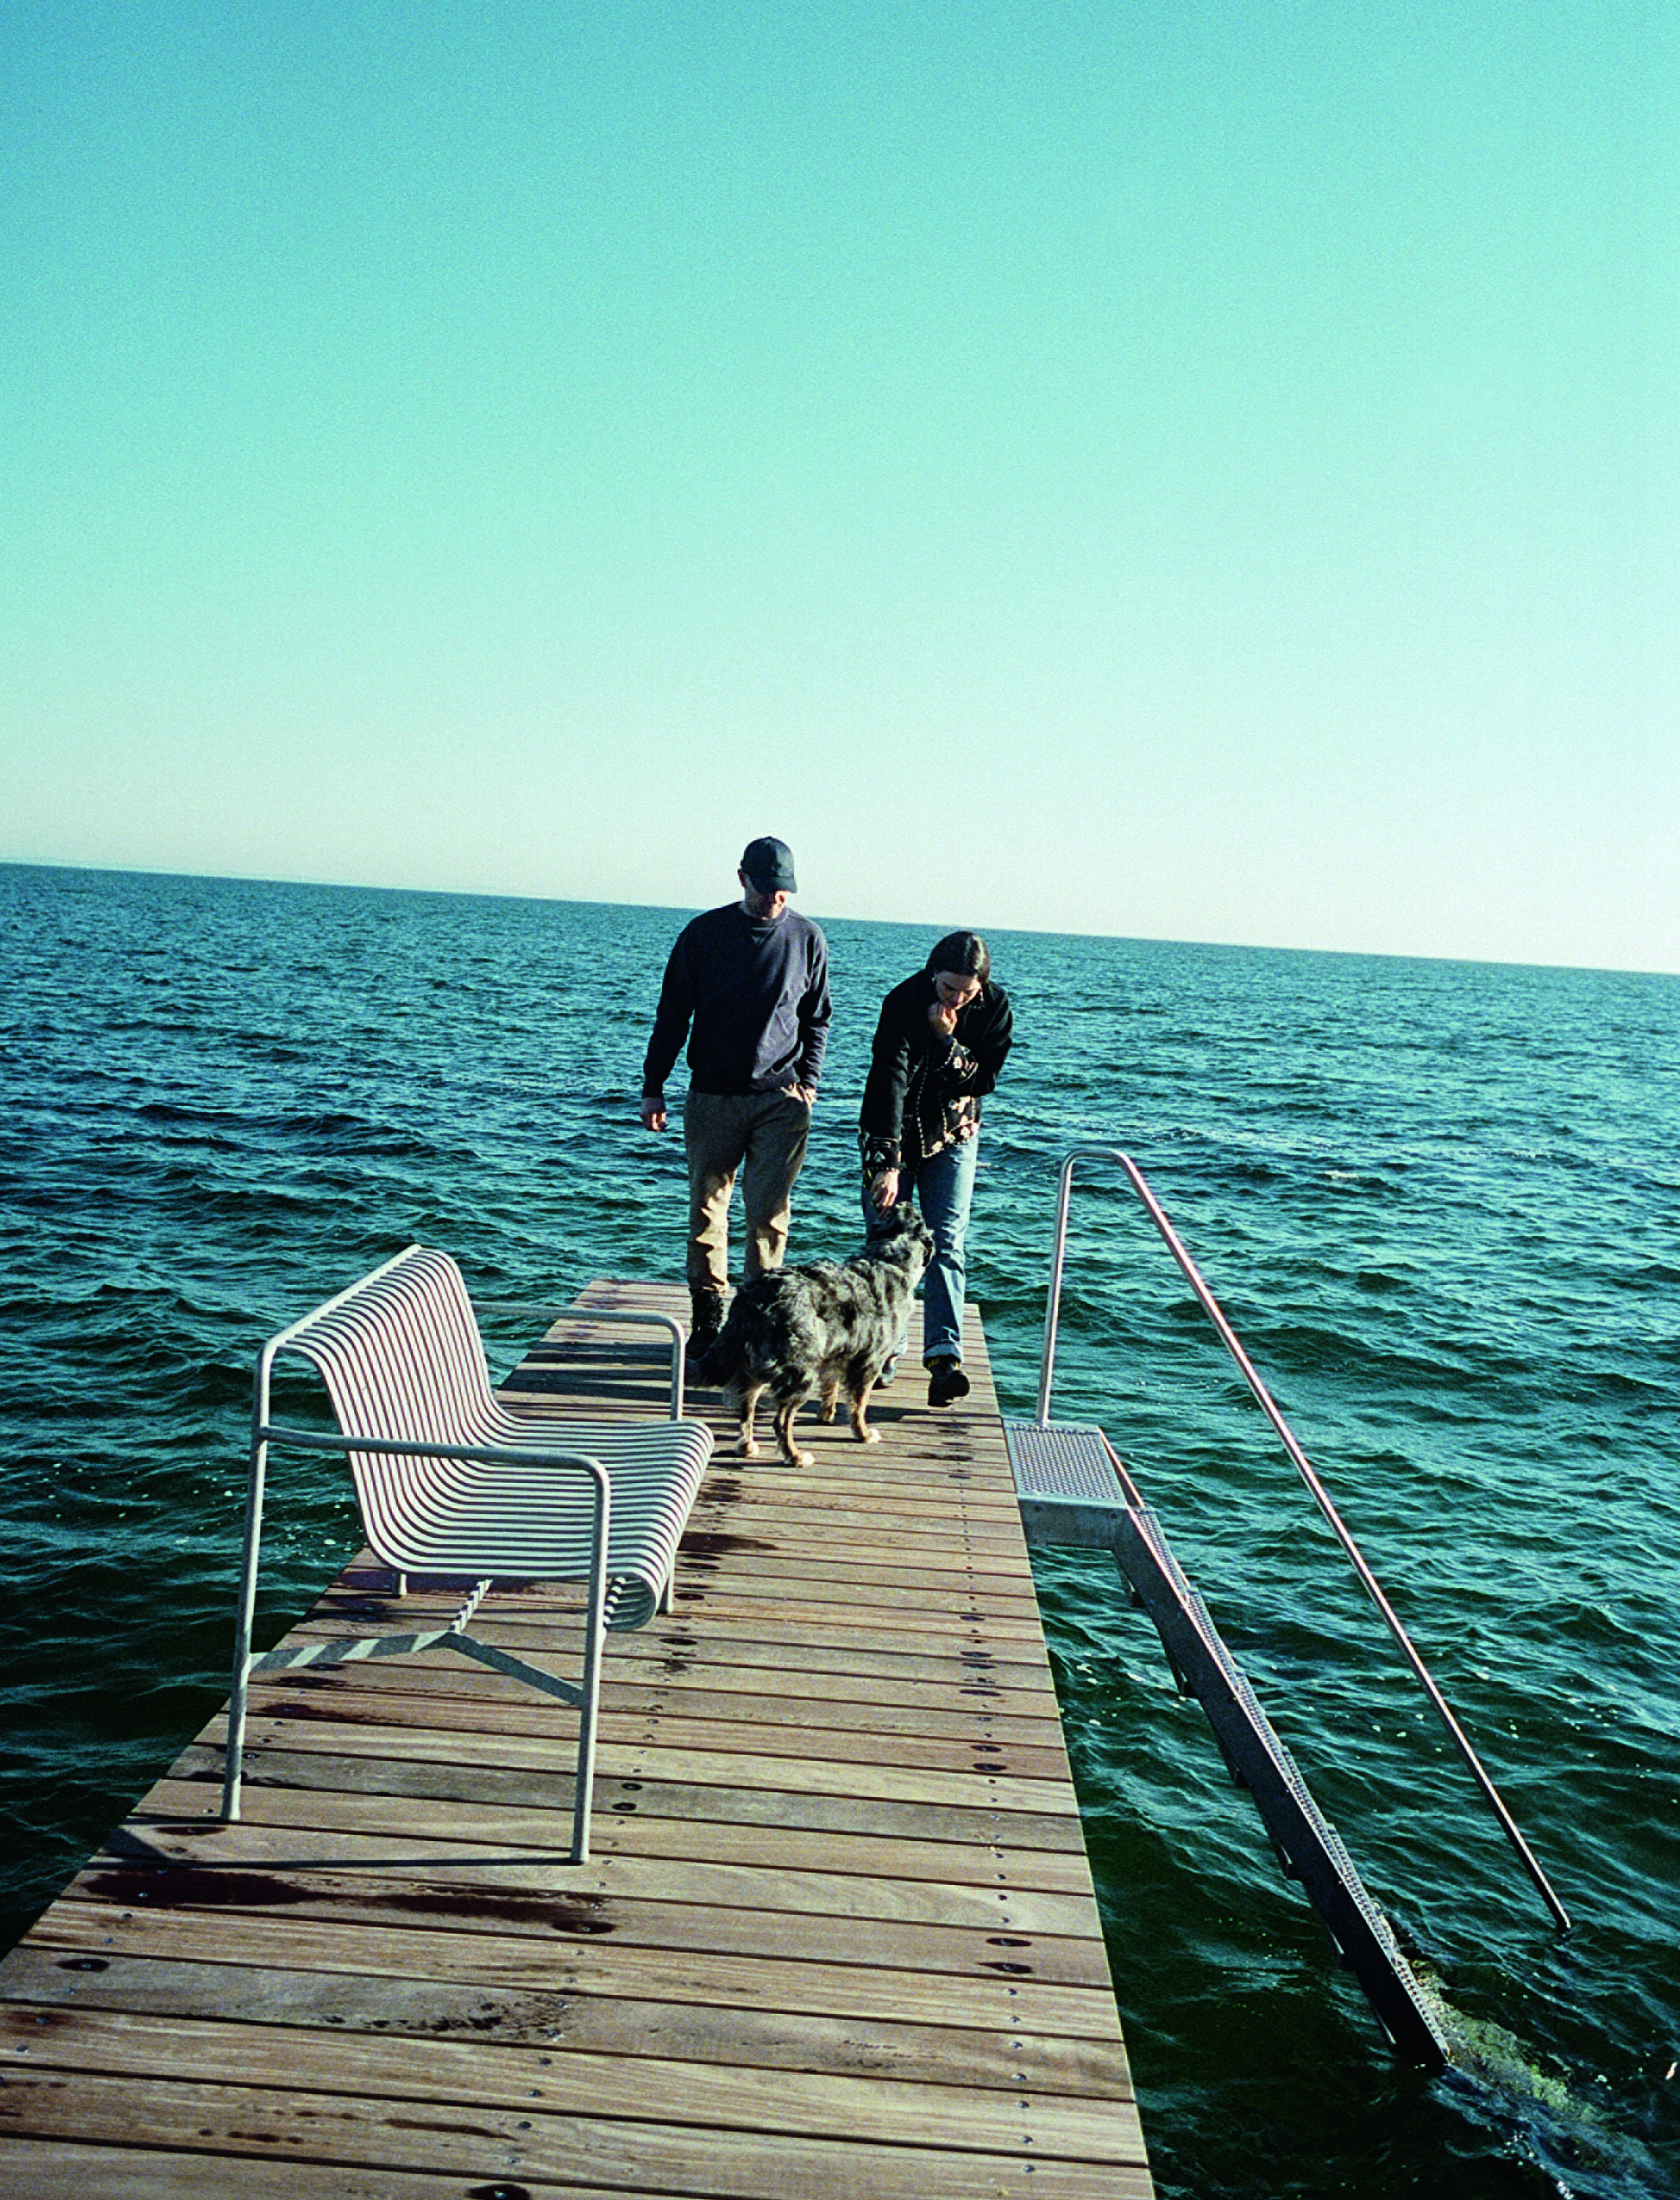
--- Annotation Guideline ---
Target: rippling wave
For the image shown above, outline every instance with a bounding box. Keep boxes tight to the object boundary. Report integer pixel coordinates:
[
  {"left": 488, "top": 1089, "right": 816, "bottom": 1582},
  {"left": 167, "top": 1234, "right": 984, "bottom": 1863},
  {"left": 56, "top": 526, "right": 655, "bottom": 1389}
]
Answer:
[{"left": 2, "top": 863, "right": 1676, "bottom": 2198}]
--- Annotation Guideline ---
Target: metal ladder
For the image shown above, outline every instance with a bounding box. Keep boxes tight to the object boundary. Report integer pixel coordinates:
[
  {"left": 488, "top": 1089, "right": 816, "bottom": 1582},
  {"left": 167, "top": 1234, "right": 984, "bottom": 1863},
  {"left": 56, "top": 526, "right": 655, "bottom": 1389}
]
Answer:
[{"left": 1004, "top": 1150, "right": 1569, "bottom": 2069}]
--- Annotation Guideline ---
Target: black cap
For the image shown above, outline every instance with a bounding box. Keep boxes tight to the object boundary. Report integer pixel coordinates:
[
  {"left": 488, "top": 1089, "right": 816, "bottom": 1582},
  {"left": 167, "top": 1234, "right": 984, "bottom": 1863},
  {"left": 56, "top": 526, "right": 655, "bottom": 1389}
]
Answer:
[{"left": 741, "top": 836, "right": 797, "bottom": 892}]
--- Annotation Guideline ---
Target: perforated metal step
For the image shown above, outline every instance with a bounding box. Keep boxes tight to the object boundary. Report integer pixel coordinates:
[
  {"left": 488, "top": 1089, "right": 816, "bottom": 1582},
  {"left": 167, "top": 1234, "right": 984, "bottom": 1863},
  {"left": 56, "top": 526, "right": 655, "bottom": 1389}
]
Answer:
[{"left": 1004, "top": 1418, "right": 1134, "bottom": 1550}]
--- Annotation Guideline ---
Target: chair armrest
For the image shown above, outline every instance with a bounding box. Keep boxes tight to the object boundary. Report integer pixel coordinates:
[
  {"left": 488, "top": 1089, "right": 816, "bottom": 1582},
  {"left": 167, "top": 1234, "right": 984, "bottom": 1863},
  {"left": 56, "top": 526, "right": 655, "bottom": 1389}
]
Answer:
[{"left": 258, "top": 1422, "right": 616, "bottom": 1481}]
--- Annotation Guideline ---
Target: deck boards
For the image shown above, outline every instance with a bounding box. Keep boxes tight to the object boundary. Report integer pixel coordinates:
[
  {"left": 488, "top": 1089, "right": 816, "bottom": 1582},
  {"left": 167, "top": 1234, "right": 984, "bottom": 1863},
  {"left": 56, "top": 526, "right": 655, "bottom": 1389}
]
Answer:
[{"left": 0, "top": 1280, "right": 1154, "bottom": 2197}]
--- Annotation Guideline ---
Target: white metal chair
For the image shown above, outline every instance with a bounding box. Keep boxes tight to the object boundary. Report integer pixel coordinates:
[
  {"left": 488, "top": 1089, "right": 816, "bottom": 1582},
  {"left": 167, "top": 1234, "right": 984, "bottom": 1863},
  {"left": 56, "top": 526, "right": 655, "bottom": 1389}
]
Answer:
[{"left": 221, "top": 1245, "right": 712, "bottom": 1861}]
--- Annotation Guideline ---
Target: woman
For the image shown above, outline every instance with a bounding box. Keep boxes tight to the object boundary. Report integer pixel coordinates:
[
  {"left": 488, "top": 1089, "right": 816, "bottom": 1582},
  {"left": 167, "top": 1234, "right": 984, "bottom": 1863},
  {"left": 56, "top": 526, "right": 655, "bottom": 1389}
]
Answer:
[{"left": 858, "top": 932, "right": 1014, "bottom": 1405}]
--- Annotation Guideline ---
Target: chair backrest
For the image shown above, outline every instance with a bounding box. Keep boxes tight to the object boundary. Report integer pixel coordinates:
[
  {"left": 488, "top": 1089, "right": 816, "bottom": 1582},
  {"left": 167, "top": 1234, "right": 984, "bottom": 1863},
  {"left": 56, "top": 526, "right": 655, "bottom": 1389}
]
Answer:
[{"left": 271, "top": 1244, "right": 497, "bottom": 1455}]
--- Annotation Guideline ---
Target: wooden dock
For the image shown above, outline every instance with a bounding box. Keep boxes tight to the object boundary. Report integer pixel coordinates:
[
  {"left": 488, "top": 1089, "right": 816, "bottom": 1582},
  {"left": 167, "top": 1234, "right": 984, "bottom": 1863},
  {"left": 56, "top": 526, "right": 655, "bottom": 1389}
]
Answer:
[{"left": 0, "top": 1282, "right": 1155, "bottom": 2198}]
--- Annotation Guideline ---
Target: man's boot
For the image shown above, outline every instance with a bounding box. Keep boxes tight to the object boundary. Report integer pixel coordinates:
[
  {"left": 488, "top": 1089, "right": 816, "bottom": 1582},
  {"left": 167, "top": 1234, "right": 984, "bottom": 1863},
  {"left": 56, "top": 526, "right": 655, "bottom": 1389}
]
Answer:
[{"left": 688, "top": 1284, "right": 725, "bottom": 1358}]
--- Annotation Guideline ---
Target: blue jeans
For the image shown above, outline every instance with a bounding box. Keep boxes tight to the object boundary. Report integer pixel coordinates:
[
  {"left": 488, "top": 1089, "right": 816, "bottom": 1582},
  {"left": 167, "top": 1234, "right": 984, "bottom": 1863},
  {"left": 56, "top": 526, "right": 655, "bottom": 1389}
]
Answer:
[{"left": 863, "top": 1135, "right": 979, "bottom": 1365}]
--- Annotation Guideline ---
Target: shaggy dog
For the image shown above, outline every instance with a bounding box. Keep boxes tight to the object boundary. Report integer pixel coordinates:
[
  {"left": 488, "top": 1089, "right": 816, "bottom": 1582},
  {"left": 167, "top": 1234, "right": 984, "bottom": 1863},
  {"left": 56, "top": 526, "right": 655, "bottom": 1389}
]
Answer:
[{"left": 693, "top": 1214, "right": 934, "bottom": 1467}]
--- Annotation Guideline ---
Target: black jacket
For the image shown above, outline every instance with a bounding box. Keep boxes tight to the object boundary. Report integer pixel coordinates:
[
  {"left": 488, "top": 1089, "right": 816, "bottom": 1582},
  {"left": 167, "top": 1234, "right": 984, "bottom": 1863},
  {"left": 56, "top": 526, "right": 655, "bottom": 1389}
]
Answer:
[{"left": 858, "top": 974, "right": 1013, "bottom": 1173}]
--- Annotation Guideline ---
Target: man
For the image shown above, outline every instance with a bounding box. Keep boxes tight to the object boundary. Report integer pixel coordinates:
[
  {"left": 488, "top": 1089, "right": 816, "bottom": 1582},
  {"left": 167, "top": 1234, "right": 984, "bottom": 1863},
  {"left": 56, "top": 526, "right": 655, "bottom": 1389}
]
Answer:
[{"left": 640, "top": 836, "right": 832, "bottom": 1351}]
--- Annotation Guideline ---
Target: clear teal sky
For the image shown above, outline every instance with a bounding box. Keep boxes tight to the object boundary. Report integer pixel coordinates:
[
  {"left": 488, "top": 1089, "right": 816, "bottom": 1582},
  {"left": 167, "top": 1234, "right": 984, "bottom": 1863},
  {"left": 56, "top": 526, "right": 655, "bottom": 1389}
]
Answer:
[{"left": 6, "top": 2, "right": 1676, "bottom": 969}]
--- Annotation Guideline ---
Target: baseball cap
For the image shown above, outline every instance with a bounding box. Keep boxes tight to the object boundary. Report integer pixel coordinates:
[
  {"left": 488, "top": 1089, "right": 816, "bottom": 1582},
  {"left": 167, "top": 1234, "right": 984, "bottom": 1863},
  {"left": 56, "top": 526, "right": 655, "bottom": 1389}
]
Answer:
[{"left": 740, "top": 836, "right": 797, "bottom": 892}]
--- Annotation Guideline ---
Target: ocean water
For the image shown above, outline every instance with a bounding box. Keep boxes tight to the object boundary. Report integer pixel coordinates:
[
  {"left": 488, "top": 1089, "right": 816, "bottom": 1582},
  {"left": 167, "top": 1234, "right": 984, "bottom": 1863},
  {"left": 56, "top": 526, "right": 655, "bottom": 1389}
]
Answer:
[{"left": 1, "top": 861, "right": 1675, "bottom": 2199}]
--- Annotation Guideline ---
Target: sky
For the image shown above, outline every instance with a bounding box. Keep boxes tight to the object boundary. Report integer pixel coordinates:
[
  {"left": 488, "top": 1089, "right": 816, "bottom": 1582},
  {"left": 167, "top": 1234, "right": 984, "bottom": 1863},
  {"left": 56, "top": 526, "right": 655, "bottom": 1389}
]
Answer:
[{"left": 5, "top": 1, "right": 1677, "bottom": 971}]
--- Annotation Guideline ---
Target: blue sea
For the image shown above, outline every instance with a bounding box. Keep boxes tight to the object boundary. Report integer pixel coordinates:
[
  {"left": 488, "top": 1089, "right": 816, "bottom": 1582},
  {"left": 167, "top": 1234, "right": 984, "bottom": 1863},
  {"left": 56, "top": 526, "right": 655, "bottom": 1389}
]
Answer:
[{"left": 2, "top": 861, "right": 1676, "bottom": 2199}]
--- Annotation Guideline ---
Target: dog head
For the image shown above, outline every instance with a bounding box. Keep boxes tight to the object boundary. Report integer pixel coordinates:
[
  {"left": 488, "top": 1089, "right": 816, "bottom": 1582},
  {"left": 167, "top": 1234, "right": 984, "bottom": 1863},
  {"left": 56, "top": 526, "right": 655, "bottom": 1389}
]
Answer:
[{"left": 867, "top": 1210, "right": 935, "bottom": 1284}]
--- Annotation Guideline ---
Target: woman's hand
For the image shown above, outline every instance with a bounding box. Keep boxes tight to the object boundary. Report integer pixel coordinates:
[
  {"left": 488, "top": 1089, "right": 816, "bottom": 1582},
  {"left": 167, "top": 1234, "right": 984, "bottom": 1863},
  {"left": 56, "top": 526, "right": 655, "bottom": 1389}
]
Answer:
[
  {"left": 928, "top": 1000, "right": 959, "bottom": 1039},
  {"left": 870, "top": 1169, "right": 901, "bottom": 1211}
]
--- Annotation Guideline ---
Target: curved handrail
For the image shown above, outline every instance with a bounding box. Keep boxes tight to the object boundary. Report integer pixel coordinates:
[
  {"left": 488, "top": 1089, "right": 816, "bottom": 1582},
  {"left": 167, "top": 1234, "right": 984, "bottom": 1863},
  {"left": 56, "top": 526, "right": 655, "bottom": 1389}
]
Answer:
[{"left": 1039, "top": 1146, "right": 1570, "bottom": 1935}]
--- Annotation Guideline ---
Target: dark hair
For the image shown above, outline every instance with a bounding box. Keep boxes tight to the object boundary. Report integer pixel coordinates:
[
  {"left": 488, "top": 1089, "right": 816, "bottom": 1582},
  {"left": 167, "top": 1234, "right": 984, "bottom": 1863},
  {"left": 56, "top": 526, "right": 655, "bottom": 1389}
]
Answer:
[{"left": 925, "top": 931, "right": 990, "bottom": 984}]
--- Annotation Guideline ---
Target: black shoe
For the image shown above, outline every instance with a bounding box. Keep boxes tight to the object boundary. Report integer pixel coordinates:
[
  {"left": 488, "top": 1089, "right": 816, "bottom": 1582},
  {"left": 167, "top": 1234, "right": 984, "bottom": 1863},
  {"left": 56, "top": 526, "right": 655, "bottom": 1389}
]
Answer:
[{"left": 927, "top": 1357, "right": 969, "bottom": 1407}]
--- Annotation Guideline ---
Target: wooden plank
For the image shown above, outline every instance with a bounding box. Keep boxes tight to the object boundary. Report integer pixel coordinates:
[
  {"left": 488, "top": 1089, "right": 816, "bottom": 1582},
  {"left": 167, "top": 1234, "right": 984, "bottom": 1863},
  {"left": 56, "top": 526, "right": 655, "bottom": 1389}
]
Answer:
[
  {"left": 156, "top": 1743, "right": 1093, "bottom": 1853},
  {"left": 231, "top": 1682, "right": 1078, "bottom": 1781},
  {"left": 0, "top": 2007, "right": 1142, "bottom": 2162},
  {"left": 25, "top": 1902, "right": 1124, "bottom": 2039},
  {"left": 53, "top": 1855, "right": 1115, "bottom": 1989},
  {"left": 683, "top": 1478, "right": 1030, "bottom": 1517},
  {"left": 0, "top": 2069, "right": 1155, "bottom": 2199},
  {"left": 0, "top": 2143, "right": 698, "bottom": 2200},
  {"left": 234, "top": 1658, "right": 1071, "bottom": 1740},
  {"left": 128, "top": 1778, "right": 1103, "bottom": 1894},
  {"left": 240, "top": 1658, "right": 1060, "bottom": 1733},
  {"left": 207, "top": 1714, "right": 1085, "bottom": 1816},
  {"left": 292, "top": 1606, "right": 1060, "bottom": 1688},
  {"left": 0, "top": 1952, "right": 1132, "bottom": 2096},
  {"left": 292, "top": 1590, "right": 1053, "bottom": 1648},
  {"left": 90, "top": 1815, "right": 1105, "bottom": 1936}
]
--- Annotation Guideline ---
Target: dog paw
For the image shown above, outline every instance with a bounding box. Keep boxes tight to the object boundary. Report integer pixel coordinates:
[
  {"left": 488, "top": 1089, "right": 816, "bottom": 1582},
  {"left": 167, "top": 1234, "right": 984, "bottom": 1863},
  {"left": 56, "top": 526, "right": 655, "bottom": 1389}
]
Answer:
[
  {"left": 734, "top": 1437, "right": 760, "bottom": 1459},
  {"left": 781, "top": 1448, "right": 814, "bottom": 1470},
  {"left": 852, "top": 1426, "right": 881, "bottom": 1445}
]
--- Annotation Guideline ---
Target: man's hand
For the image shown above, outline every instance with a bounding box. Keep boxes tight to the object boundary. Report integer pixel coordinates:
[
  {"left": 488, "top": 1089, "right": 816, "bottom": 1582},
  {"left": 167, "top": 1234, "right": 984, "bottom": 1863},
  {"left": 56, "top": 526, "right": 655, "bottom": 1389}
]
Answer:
[
  {"left": 870, "top": 1168, "right": 901, "bottom": 1211},
  {"left": 781, "top": 1082, "right": 818, "bottom": 1108},
  {"left": 639, "top": 1096, "right": 668, "bottom": 1132}
]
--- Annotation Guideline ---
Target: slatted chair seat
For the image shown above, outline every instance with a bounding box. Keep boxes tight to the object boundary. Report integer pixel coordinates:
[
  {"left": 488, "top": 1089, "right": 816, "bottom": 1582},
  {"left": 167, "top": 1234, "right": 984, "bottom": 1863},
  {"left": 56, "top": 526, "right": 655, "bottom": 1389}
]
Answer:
[{"left": 221, "top": 1245, "right": 712, "bottom": 1859}]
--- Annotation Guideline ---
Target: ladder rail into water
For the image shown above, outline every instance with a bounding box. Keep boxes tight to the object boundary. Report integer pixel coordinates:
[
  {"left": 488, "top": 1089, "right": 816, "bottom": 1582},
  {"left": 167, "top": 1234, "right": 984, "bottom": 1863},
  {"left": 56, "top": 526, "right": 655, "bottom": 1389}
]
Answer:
[
  {"left": 1006, "top": 1415, "right": 1453, "bottom": 2070},
  {"left": 1034, "top": 1148, "right": 1571, "bottom": 1938}
]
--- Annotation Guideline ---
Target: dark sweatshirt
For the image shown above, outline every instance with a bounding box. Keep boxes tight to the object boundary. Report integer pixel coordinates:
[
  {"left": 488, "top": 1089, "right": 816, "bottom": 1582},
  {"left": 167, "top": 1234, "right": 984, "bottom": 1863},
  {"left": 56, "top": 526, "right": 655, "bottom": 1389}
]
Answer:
[{"left": 642, "top": 902, "right": 832, "bottom": 1100}]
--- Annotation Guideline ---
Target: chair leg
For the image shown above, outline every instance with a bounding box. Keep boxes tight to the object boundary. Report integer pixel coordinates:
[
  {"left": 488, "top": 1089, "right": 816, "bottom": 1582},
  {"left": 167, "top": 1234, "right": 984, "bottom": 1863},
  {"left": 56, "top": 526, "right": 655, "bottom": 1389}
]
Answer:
[
  {"left": 569, "top": 1467, "right": 611, "bottom": 1863},
  {"left": 221, "top": 1415, "right": 271, "bottom": 1821},
  {"left": 222, "top": 1656, "right": 251, "bottom": 1821},
  {"left": 570, "top": 1609, "right": 605, "bottom": 1864}
]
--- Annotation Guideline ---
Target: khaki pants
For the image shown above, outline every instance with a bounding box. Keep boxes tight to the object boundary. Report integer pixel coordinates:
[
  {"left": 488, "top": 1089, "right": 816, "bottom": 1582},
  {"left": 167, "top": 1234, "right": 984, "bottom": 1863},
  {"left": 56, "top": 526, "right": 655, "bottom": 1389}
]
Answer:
[{"left": 683, "top": 1089, "right": 811, "bottom": 1291}]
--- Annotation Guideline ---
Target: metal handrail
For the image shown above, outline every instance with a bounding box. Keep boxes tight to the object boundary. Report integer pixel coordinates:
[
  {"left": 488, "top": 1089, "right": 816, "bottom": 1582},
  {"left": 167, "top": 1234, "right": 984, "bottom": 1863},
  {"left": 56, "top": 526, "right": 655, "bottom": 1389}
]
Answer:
[{"left": 1038, "top": 1146, "right": 1571, "bottom": 1935}]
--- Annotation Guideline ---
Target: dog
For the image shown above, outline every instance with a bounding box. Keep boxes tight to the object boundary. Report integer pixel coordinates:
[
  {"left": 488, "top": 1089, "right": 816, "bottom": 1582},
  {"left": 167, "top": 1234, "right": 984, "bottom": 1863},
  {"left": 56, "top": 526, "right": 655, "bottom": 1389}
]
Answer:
[{"left": 692, "top": 1213, "right": 934, "bottom": 1467}]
